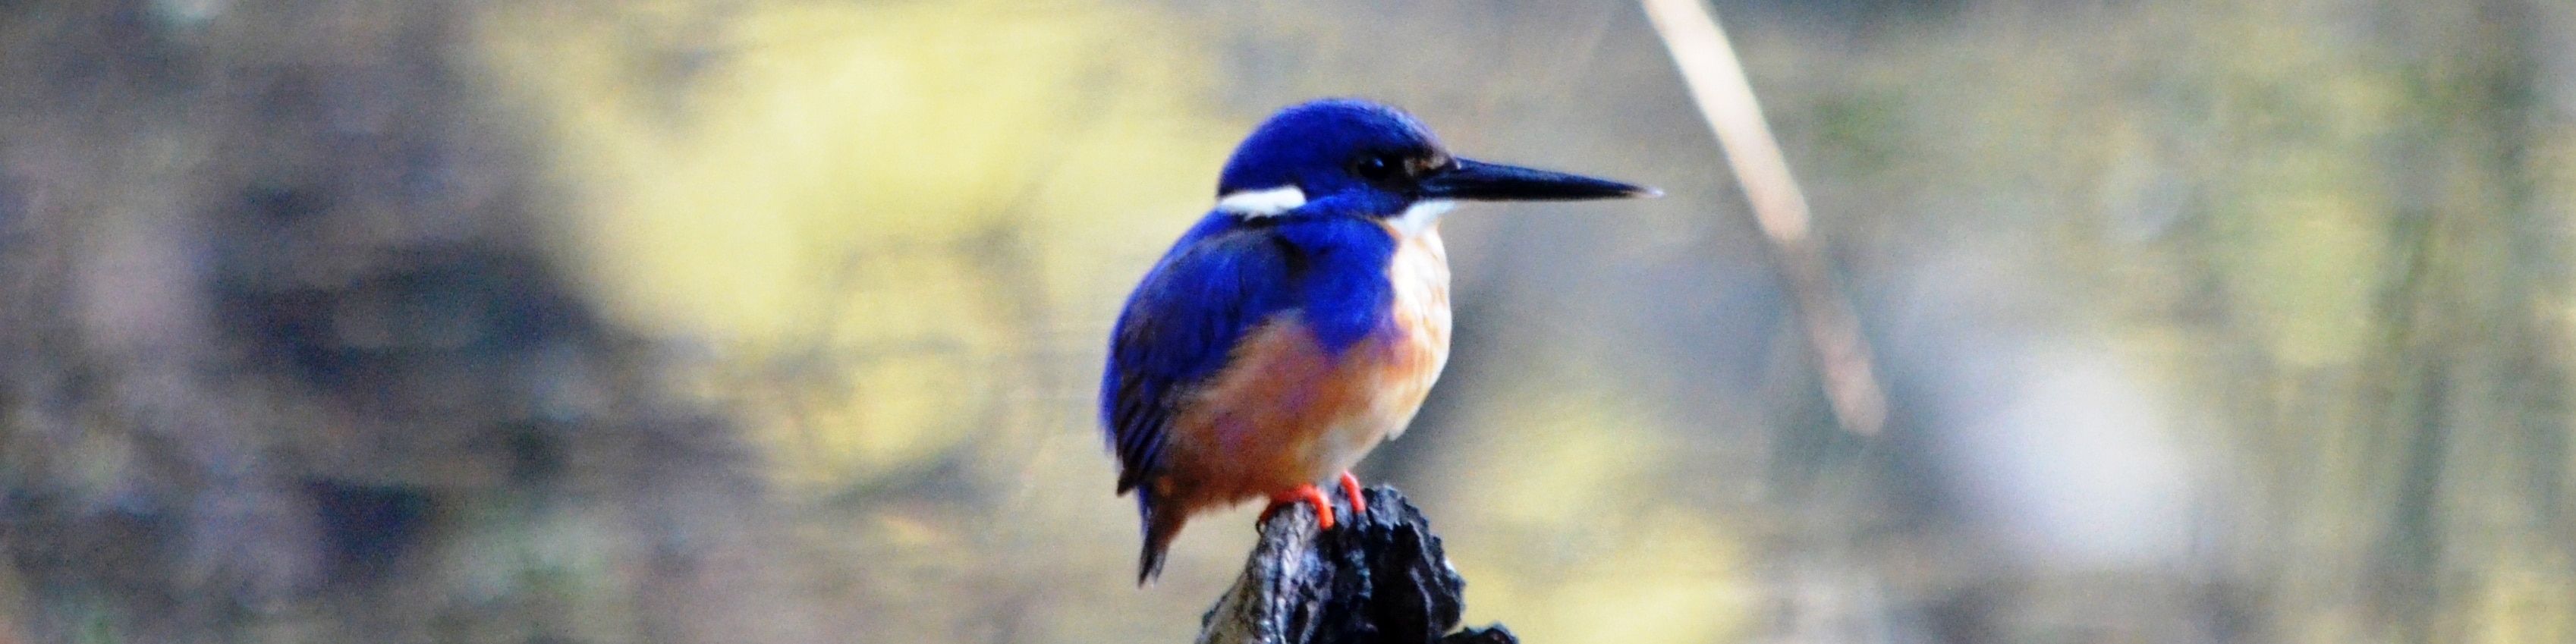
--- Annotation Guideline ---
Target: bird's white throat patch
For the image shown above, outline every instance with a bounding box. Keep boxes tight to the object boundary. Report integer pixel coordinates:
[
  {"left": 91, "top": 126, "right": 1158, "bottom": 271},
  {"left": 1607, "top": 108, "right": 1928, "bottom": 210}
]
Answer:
[
  {"left": 1386, "top": 199, "right": 1454, "bottom": 237},
  {"left": 1215, "top": 186, "right": 1307, "bottom": 217}
]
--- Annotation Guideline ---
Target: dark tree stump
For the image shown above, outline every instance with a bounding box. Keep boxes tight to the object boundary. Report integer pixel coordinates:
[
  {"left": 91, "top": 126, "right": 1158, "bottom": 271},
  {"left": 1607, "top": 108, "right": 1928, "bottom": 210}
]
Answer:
[{"left": 1196, "top": 486, "right": 1519, "bottom": 644}]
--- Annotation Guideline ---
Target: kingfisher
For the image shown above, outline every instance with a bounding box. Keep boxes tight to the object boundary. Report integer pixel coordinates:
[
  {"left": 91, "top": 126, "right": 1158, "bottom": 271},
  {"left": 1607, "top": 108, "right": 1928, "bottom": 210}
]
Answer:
[{"left": 1102, "top": 99, "right": 1653, "bottom": 583}]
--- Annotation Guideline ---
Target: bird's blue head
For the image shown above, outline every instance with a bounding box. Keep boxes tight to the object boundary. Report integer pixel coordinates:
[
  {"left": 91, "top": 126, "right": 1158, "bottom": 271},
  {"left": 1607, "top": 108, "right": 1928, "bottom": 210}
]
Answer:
[{"left": 1212, "top": 99, "right": 1655, "bottom": 225}]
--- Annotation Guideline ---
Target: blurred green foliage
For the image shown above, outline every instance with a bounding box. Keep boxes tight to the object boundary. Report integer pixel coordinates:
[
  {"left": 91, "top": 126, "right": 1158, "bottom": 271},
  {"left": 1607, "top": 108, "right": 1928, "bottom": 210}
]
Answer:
[{"left": 4, "top": 0, "right": 2575, "bottom": 642}]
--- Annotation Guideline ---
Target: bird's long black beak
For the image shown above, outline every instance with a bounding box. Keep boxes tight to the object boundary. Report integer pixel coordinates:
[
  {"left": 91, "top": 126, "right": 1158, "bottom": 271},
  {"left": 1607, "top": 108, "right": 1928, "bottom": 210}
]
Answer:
[{"left": 1418, "top": 158, "right": 1659, "bottom": 202}]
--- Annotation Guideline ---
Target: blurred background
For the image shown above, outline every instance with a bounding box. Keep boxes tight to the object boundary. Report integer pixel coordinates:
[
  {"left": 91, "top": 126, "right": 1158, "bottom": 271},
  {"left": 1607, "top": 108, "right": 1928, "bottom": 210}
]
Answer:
[{"left": 2, "top": 0, "right": 2573, "bottom": 642}]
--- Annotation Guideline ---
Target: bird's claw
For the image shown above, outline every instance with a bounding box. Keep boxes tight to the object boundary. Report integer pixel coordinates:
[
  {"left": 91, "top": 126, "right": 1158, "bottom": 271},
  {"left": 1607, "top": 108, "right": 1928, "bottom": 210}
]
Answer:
[
  {"left": 1266, "top": 483, "right": 1338, "bottom": 530},
  {"left": 1337, "top": 471, "right": 1367, "bottom": 517}
]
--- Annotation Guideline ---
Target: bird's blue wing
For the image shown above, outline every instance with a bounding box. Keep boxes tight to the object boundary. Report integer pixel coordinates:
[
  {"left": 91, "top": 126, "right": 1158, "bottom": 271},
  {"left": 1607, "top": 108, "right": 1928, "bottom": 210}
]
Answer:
[{"left": 1102, "top": 215, "right": 1296, "bottom": 493}]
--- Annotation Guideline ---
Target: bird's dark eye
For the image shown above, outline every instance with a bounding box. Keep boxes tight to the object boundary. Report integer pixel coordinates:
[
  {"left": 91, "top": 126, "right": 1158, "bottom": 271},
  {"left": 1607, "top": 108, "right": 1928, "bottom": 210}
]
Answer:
[{"left": 1352, "top": 153, "right": 1407, "bottom": 183}]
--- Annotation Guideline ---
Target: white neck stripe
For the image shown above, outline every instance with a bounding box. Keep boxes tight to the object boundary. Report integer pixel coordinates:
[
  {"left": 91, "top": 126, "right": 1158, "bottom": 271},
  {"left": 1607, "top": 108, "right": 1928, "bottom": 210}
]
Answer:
[
  {"left": 1386, "top": 199, "right": 1454, "bottom": 237},
  {"left": 1215, "top": 186, "right": 1307, "bottom": 217}
]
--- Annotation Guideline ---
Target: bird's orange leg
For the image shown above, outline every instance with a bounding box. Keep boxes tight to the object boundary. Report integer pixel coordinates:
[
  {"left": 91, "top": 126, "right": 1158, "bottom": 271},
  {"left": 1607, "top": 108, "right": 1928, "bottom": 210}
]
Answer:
[
  {"left": 1264, "top": 484, "right": 1337, "bottom": 530},
  {"left": 1337, "top": 471, "right": 1367, "bottom": 517}
]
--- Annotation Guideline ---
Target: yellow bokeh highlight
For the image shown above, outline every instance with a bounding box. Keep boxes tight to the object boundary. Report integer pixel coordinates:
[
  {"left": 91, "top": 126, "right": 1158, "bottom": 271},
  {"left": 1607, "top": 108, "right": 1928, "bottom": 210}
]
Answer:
[
  {"left": 2221, "top": 193, "right": 2384, "bottom": 368},
  {"left": 2455, "top": 554, "right": 2575, "bottom": 644},
  {"left": 1439, "top": 361, "right": 1757, "bottom": 644},
  {"left": 478, "top": 0, "right": 1238, "bottom": 489}
]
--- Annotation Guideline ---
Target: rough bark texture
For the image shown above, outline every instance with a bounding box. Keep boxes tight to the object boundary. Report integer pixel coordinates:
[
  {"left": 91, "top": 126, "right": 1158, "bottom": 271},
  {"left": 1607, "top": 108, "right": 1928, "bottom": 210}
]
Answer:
[{"left": 1196, "top": 486, "right": 1518, "bottom": 644}]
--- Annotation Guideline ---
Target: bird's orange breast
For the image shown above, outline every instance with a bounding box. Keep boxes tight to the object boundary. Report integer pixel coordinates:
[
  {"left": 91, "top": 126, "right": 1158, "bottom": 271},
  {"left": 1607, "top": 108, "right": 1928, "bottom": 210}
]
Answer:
[{"left": 1150, "top": 225, "right": 1452, "bottom": 512}]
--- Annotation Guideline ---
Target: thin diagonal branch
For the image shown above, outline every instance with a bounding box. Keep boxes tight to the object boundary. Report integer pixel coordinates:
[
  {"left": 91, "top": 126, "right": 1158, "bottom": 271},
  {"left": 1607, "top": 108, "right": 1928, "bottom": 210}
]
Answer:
[{"left": 1642, "top": 0, "right": 1886, "bottom": 435}]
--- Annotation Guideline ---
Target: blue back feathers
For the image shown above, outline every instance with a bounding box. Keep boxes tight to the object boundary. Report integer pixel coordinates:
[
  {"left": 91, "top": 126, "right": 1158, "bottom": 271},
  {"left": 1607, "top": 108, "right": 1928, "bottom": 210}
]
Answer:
[{"left": 1102, "top": 99, "right": 1436, "bottom": 492}]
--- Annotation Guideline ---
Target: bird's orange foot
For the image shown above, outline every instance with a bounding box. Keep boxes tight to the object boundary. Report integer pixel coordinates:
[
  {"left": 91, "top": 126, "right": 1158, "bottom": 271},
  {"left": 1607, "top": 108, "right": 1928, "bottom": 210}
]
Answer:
[
  {"left": 1265, "top": 483, "right": 1337, "bottom": 530},
  {"left": 1337, "top": 471, "right": 1367, "bottom": 517}
]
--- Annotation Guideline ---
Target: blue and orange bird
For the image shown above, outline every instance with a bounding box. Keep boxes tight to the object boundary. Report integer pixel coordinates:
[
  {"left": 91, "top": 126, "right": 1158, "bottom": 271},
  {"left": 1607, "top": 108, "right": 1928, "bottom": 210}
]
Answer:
[{"left": 1102, "top": 99, "right": 1655, "bottom": 583}]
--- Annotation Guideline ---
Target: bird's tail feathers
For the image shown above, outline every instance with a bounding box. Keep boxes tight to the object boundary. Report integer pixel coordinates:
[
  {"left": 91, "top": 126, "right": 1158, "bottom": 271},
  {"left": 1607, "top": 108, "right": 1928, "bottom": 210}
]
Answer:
[{"left": 1135, "top": 489, "right": 1187, "bottom": 585}]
